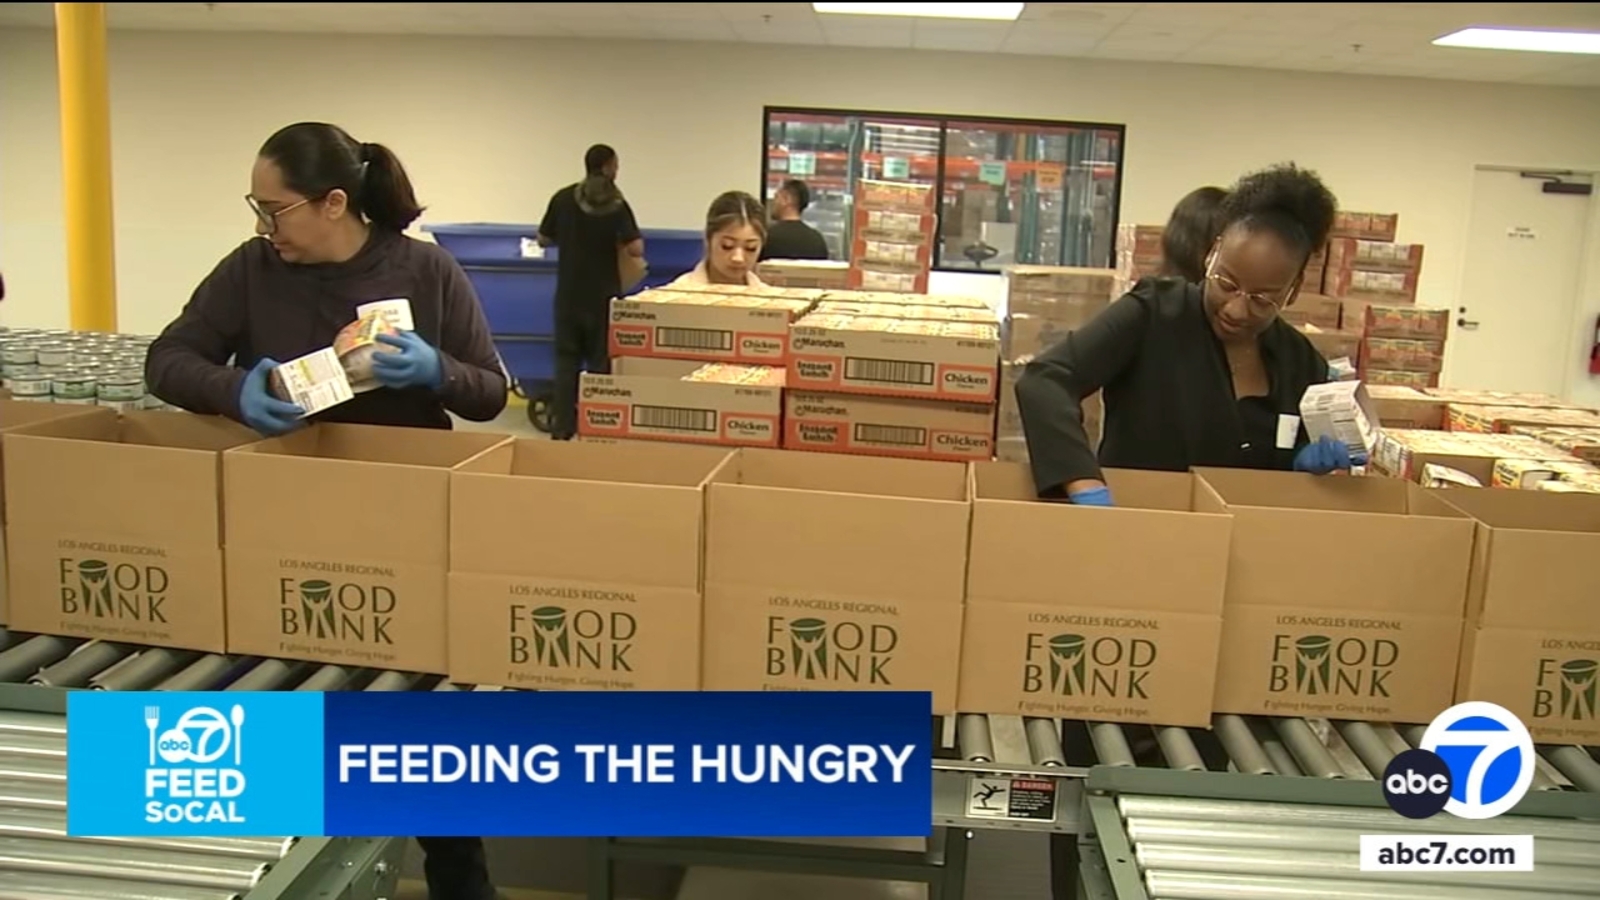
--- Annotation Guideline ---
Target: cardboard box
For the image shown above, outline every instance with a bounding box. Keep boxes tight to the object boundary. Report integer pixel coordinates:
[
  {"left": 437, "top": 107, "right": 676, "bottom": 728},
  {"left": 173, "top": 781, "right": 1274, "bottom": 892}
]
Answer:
[
  {"left": 1116, "top": 224, "right": 1164, "bottom": 263},
  {"left": 3, "top": 410, "right": 258, "bottom": 651},
  {"left": 819, "top": 290, "right": 990, "bottom": 310},
  {"left": 1327, "top": 238, "right": 1425, "bottom": 273},
  {"left": 1351, "top": 303, "right": 1449, "bottom": 340},
  {"left": 447, "top": 439, "right": 731, "bottom": 690},
  {"left": 578, "top": 358, "right": 783, "bottom": 448},
  {"left": 783, "top": 390, "right": 994, "bottom": 462},
  {"left": 1363, "top": 368, "right": 1438, "bottom": 390},
  {"left": 0, "top": 399, "right": 110, "bottom": 623},
  {"left": 1508, "top": 426, "right": 1600, "bottom": 463},
  {"left": 608, "top": 290, "right": 815, "bottom": 365},
  {"left": 757, "top": 260, "right": 851, "bottom": 290},
  {"left": 960, "top": 465, "right": 1231, "bottom": 727},
  {"left": 855, "top": 180, "right": 937, "bottom": 215},
  {"left": 847, "top": 263, "right": 929, "bottom": 295},
  {"left": 1373, "top": 429, "right": 1584, "bottom": 485},
  {"left": 788, "top": 313, "right": 1000, "bottom": 403},
  {"left": 1300, "top": 381, "right": 1379, "bottom": 457},
  {"left": 996, "top": 436, "right": 1029, "bottom": 463},
  {"left": 851, "top": 236, "right": 933, "bottom": 269},
  {"left": 1279, "top": 294, "right": 1342, "bottom": 330},
  {"left": 1361, "top": 338, "right": 1444, "bottom": 374},
  {"left": 702, "top": 449, "right": 970, "bottom": 712},
  {"left": 1004, "top": 315, "right": 1072, "bottom": 359},
  {"left": 1007, "top": 291, "right": 1110, "bottom": 326},
  {"left": 1007, "top": 266, "right": 1118, "bottom": 298},
  {"left": 1424, "top": 388, "right": 1573, "bottom": 409},
  {"left": 1195, "top": 468, "right": 1474, "bottom": 723},
  {"left": 1368, "top": 385, "right": 1447, "bottom": 430},
  {"left": 222, "top": 424, "right": 510, "bottom": 673},
  {"left": 1330, "top": 211, "right": 1400, "bottom": 242},
  {"left": 814, "top": 301, "right": 997, "bottom": 325},
  {"left": 1437, "top": 488, "right": 1600, "bottom": 744},
  {"left": 1448, "top": 404, "right": 1600, "bottom": 434},
  {"left": 1325, "top": 268, "right": 1420, "bottom": 303}
]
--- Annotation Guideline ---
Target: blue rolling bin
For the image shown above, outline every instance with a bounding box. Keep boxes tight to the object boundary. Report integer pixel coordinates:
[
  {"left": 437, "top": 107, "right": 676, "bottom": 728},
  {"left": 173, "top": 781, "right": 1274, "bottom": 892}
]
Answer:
[{"left": 424, "top": 222, "right": 705, "bottom": 431}]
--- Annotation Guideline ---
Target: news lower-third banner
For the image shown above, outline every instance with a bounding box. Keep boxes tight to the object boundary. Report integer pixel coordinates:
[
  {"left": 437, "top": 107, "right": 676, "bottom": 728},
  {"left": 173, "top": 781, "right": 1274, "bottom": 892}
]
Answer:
[{"left": 66, "top": 690, "right": 932, "bottom": 838}]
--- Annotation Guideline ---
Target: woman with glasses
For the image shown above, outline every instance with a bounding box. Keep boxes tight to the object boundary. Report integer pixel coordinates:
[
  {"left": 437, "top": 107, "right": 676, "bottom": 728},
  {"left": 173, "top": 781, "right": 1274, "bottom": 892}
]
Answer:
[
  {"left": 1016, "top": 164, "right": 1358, "bottom": 505},
  {"left": 145, "top": 122, "right": 506, "bottom": 438}
]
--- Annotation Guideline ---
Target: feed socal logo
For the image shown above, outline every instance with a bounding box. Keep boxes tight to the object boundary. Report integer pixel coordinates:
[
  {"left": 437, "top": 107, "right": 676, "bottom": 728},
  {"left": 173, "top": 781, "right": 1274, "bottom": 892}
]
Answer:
[
  {"left": 1381, "top": 701, "right": 1536, "bottom": 821},
  {"left": 143, "top": 704, "right": 247, "bottom": 825}
]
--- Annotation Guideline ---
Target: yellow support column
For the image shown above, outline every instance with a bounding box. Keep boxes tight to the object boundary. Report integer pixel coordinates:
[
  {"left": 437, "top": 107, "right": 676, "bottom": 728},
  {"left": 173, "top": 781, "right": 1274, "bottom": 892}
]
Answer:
[{"left": 55, "top": 2, "right": 118, "bottom": 332}]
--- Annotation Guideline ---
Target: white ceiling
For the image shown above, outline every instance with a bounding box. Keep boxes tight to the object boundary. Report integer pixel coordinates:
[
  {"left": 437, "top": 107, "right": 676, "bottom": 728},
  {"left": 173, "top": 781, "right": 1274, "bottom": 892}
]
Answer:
[{"left": 3, "top": 2, "right": 1600, "bottom": 86}]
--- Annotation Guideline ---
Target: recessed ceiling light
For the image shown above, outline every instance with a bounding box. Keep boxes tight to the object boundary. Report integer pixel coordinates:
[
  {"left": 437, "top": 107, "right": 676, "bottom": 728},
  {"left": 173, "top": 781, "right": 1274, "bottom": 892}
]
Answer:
[
  {"left": 1434, "top": 27, "right": 1600, "bottom": 54},
  {"left": 813, "top": 3, "right": 1026, "bottom": 22}
]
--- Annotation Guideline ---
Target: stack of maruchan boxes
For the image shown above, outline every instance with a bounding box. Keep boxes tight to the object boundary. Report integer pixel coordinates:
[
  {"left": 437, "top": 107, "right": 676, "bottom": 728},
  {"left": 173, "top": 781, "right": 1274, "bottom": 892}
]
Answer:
[
  {"left": 848, "top": 180, "right": 937, "bottom": 294},
  {"left": 785, "top": 292, "right": 1000, "bottom": 463},
  {"left": 997, "top": 266, "right": 1119, "bottom": 463}
]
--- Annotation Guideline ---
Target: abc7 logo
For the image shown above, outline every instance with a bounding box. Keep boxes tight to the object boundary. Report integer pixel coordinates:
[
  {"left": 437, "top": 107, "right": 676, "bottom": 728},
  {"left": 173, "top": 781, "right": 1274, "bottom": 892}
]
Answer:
[
  {"left": 1382, "top": 749, "right": 1454, "bottom": 819},
  {"left": 155, "top": 707, "right": 233, "bottom": 765},
  {"left": 1384, "top": 701, "right": 1537, "bottom": 821}
]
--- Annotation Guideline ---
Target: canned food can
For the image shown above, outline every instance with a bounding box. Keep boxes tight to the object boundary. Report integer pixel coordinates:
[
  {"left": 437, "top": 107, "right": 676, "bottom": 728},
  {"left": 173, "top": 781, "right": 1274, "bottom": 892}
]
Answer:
[
  {"left": 97, "top": 398, "right": 145, "bottom": 413},
  {"left": 0, "top": 362, "right": 36, "bottom": 379},
  {"left": 52, "top": 372, "right": 97, "bottom": 402},
  {"left": 34, "top": 342, "right": 74, "bottom": 367},
  {"left": 6, "top": 373, "right": 53, "bottom": 398},
  {"left": 1, "top": 343, "right": 37, "bottom": 366},
  {"left": 97, "top": 373, "right": 145, "bottom": 402}
]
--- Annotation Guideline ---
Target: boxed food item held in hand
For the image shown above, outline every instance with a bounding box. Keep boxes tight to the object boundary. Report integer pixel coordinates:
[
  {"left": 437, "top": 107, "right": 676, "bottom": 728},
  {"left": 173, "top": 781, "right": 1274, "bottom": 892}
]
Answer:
[
  {"left": 1299, "top": 381, "right": 1380, "bottom": 457},
  {"left": 333, "top": 311, "right": 402, "bottom": 393}
]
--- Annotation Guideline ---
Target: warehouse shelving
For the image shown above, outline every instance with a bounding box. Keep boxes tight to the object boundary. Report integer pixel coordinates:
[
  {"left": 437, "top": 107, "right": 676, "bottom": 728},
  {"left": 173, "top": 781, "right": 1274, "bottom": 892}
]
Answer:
[{"left": 4, "top": 632, "right": 1596, "bottom": 900}]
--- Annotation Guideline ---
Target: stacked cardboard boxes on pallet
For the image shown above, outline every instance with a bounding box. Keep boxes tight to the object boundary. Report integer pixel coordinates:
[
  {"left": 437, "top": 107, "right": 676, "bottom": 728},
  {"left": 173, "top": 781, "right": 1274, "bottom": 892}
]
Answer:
[
  {"left": 1351, "top": 303, "right": 1450, "bottom": 389},
  {"left": 756, "top": 259, "right": 851, "bottom": 290},
  {"left": 849, "top": 180, "right": 937, "bottom": 294},
  {"left": 1113, "top": 224, "right": 1163, "bottom": 296},
  {"left": 785, "top": 292, "right": 999, "bottom": 463},
  {"left": 997, "top": 266, "right": 1117, "bottom": 463}
]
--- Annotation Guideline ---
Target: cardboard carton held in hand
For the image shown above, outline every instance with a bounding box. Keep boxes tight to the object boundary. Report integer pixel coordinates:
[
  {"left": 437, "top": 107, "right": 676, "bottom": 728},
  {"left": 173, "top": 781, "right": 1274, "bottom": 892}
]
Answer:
[{"left": 270, "top": 299, "right": 415, "bottom": 415}]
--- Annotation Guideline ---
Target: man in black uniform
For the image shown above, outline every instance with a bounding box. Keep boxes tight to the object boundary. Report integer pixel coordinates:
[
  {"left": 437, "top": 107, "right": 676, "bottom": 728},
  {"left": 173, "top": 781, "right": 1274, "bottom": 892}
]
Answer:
[
  {"left": 538, "top": 144, "right": 643, "bottom": 440},
  {"left": 759, "top": 179, "right": 830, "bottom": 261}
]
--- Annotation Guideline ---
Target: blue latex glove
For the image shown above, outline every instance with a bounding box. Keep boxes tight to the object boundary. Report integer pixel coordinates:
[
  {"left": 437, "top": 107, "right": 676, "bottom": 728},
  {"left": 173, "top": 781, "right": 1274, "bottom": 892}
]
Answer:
[
  {"left": 1068, "top": 485, "right": 1114, "bottom": 507},
  {"left": 371, "top": 331, "right": 443, "bottom": 391},
  {"left": 238, "top": 358, "right": 305, "bottom": 436},
  {"left": 1293, "top": 435, "right": 1369, "bottom": 474}
]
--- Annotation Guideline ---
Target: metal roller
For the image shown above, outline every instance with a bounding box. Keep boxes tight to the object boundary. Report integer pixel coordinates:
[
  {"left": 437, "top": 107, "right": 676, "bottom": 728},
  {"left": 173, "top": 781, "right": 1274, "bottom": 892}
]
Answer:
[
  {"left": 432, "top": 680, "right": 464, "bottom": 692},
  {"left": 30, "top": 642, "right": 133, "bottom": 688},
  {"left": 1212, "top": 715, "right": 1276, "bottom": 776},
  {"left": 1545, "top": 745, "right": 1600, "bottom": 794},
  {"left": 294, "top": 665, "right": 353, "bottom": 692},
  {"left": 225, "top": 659, "right": 306, "bottom": 692},
  {"left": 364, "top": 671, "right": 416, "bottom": 692},
  {"left": 91, "top": 649, "right": 199, "bottom": 692},
  {"left": 1271, "top": 717, "right": 1343, "bottom": 779},
  {"left": 956, "top": 714, "right": 994, "bottom": 763},
  {"left": 0, "top": 836, "right": 268, "bottom": 891},
  {"left": 0, "top": 809, "right": 291, "bottom": 860},
  {"left": 1135, "top": 842, "right": 1598, "bottom": 895},
  {"left": 1143, "top": 869, "right": 1555, "bottom": 900},
  {"left": 1088, "top": 722, "right": 1135, "bottom": 768},
  {"left": 1117, "top": 795, "right": 1600, "bottom": 843},
  {"left": 1123, "top": 817, "right": 1600, "bottom": 868},
  {"left": 0, "top": 870, "right": 242, "bottom": 900},
  {"left": 155, "top": 655, "right": 241, "bottom": 692},
  {"left": 0, "top": 637, "right": 76, "bottom": 685},
  {"left": 0, "top": 711, "right": 66, "bottom": 738},
  {"left": 1332, "top": 721, "right": 1394, "bottom": 778},
  {"left": 0, "top": 756, "right": 64, "bottom": 783},
  {"left": 1154, "top": 726, "right": 1206, "bottom": 772},
  {"left": 1371, "top": 723, "right": 1413, "bottom": 757},
  {"left": 986, "top": 715, "right": 1032, "bottom": 765},
  {"left": 0, "top": 732, "right": 65, "bottom": 762},
  {"left": 1023, "top": 718, "right": 1065, "bottom": 767},
  {"left": 1250, "top": 720, "right": 1302, "bottom": 777},
  {"left": 0, "top": 778, "right": 64, "bottom": 810}
]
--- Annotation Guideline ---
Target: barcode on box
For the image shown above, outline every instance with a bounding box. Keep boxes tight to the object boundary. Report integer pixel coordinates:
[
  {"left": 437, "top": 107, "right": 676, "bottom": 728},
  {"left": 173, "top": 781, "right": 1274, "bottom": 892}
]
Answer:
[
  {"left": 854, "top": 424, "right": 926, "bottom": 447},
  {"left": 844, "top": 357, "right": 935, "bottom": 387},
  {"left": 656, "top": 327, "right": 733, "bottom": 352},
  {"left": 633, "top": 405, "right": 717, "bottom": 434}
]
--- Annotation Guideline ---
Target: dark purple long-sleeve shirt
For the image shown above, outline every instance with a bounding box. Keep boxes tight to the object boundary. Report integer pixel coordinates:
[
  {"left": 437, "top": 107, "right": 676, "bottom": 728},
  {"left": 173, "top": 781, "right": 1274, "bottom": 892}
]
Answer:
[{"left": 146, "top": 231, "right": 507, "bottom": 430}]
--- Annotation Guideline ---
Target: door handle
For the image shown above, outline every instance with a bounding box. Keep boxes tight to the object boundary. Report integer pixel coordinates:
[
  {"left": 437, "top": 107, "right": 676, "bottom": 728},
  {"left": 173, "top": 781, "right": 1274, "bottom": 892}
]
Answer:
[{"left": 1457, "top": 318, "right": 1480, "bottom": 330}]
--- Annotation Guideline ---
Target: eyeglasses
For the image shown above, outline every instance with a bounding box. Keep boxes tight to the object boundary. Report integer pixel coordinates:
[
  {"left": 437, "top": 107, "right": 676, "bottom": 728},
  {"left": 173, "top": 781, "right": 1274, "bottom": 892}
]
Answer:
[
  {"left": 245, "top": 195, "right": 314, "bottom": 236},
  {"left": 1205, "top": 255, "right": 1298, "bottom": 318}
]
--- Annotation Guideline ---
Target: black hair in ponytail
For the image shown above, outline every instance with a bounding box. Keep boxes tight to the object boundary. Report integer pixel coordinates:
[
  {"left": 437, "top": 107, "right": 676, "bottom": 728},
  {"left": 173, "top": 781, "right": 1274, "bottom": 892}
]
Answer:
[
  {"left": 259, "top": 122, "right": 425, "bottom": 233},
  {"left": 1219, "top": 163, "right": 1337, "bottom": 264}
]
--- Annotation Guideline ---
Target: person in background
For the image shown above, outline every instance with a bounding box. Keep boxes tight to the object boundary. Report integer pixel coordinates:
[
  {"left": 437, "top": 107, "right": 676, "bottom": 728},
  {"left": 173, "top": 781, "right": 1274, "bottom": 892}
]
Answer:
[
  {"left": 672, "top": 191, "right": 770, "bottom": 287},
  {"left": 144, "top": 121, "right": 502, "bottom": 900},
  {"left": 537, "top": 143, "right": 644, "bottom": 441},
  {"left": 1017, "top": 163, "right": 1358, "bottom": 506},
  {"left": 760, "top": 179, "right": 830, "bottom": 261},
  {"left": 1158, "top": 186, "right": 1229, "bottom": 284}
]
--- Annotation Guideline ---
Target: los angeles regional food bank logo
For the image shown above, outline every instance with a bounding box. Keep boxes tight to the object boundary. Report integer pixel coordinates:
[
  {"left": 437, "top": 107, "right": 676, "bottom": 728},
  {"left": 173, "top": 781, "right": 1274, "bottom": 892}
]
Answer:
[{"left": 66, "top": 691, "right": 324, "bottom": 838}]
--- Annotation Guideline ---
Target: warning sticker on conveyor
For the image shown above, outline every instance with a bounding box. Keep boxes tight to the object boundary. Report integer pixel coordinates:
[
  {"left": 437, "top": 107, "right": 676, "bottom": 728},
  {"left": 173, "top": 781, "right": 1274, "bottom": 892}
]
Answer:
[{"left": 964, "top": 776, "right": 1057, "bottom": 822}]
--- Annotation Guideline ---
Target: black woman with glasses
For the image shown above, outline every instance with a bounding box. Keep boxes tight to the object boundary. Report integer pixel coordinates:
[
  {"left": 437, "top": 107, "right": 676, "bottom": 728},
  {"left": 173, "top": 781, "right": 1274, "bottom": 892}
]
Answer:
[
  {"left": 1016, "top": 163, "right": 1360, "bottom": 506},
  {"left": 146, "top": 122, "right": 505, "bottom": 439}
]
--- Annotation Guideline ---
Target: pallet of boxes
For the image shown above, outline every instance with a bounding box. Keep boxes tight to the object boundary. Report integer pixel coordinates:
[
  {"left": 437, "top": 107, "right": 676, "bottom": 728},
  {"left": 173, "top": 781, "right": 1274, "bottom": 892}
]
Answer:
[
  {"left": 848, "top": 180, "right": 937, "bottom": 294},
  {"left": 996, "top": 267, "right": 1118, "bottom": 464},
  {"left": 581, "top": 284, "right": 824, "bottom": 448},
  {"left": 784, "top": 291, "right": 999, "bottom": 463},
  {"left": 1113, "top": 224, "right": 1163, "bottom": 297}
]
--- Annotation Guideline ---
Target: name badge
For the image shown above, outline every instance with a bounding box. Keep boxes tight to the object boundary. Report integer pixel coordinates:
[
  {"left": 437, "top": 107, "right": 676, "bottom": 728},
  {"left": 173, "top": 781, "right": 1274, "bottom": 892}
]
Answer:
[{"left": 1276, "top": 414, "right": 1301, "bottom": 451}]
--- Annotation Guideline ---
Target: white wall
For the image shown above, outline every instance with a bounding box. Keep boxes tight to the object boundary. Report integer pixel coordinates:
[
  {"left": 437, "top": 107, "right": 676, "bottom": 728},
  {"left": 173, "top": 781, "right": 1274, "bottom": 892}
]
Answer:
[{"left": 4, "top": 27, "right": 1600, "bottom": 345}]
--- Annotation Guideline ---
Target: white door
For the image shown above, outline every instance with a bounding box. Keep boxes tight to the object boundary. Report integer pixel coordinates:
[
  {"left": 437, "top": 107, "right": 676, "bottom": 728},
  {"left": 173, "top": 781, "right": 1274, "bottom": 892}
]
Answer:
[{"left": 1446, "top": 169, "right": 1593, "bottom": 396}]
